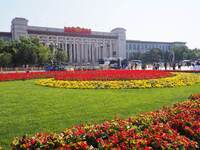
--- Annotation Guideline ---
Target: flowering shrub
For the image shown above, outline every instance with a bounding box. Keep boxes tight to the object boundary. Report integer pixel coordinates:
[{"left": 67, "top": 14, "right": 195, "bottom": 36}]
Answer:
[
  {"left": 11, "top": 95, "right": 200, "bottom": 149},
  {"left": 37, "top": 73, "right": 200, "bottom": 89},
  {"left": 189, "top": 93, "right": 200, "bottom": 100},
  {"left": 55, "top": 70, "right": 172, "bottom": 81}
]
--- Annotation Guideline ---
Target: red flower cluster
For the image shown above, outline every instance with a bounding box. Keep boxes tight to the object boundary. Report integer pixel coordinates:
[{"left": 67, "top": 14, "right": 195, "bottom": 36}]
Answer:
[
  {"left": 55, "top": 70, "right": 172, "bottom": 81},
  {"left": 189, "top": 93, "right": 200, "bottom": 100},
  {"left": 0, "top": 70, "right": 172, "bottom": 82},
  {"left": 11, "top": 94, "right": 200, "bottom": 149},
  {"left": 64, "top": 27, "right": 91, "bottom": 34},
  {"left": 0, "top": 71, "right": 57, "bottom": 81}
]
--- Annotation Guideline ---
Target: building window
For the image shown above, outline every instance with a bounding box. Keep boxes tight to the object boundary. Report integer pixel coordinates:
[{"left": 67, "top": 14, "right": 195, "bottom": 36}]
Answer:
[
  {"left": 129, "top": 44, "right": 132, "bottom": 50},
  {"left": 113, "top": 51, "right": 117, "bottom": 56},
  {"left": 137, "top": 45, "right": 140, "bottom": 50},
  {"left": 133, "top": 44, "right": 136, "bottom": 49}
]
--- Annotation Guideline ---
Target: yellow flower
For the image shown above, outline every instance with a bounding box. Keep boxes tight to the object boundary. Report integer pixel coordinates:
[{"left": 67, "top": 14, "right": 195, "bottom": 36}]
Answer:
[{"left": 36, "top": 73, "right": 200, "bottom": 89}]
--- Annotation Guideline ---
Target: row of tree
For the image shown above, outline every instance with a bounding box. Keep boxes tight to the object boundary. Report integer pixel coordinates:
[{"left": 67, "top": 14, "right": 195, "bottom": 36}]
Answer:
[
  {"left": 129, "top": 46, "right": 200, "bottom": 64},
  {"left": 0, "top": 38, "right": 68, "bottom": 67}
]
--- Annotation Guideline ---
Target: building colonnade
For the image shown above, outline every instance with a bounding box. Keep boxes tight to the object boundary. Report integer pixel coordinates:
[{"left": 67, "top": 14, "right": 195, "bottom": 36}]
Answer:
[{"left": 48, "top": 38, "right": 117, "bottom": 64}]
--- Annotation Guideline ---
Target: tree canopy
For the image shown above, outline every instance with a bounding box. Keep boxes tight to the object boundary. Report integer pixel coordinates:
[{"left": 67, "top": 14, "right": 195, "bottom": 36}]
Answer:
[
  {"left": 0, "top": 38, "right": 68, "bottom": 67},
  {"left": 129, "top": 46, "right": 200, "bottom": 64}
]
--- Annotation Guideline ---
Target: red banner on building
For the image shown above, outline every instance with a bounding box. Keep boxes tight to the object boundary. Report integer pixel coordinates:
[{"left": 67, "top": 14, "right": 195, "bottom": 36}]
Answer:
[{"left": 64, "top": 27, "right": 91, "bottom": 34}]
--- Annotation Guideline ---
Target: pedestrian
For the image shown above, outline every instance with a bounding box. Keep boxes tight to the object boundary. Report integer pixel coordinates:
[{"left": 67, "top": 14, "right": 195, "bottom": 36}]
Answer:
[
  {"left": 134, "top": 63, "right": 137, "bottom": 70},
  {"left": 178, "top": 63, "right": 182, "bottom": 70},
  {"left": 173, "top": 63, "right": 176, "bottom": 70},
  {"left": 153, "top": 63, "right": 155, "bottom": 70},
  {"left": 164, "top": 62, "right": 167, "bottom": 70},
  {"left": 157, "top": 63, "right": 160, "bottom": 70}
]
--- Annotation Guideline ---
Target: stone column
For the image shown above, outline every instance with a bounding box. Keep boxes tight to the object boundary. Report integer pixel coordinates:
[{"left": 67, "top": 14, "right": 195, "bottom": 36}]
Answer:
[
  {"left": 97, "top": 45, "right": 101, "bottom": 59},
  {"left": 81, "top": 43, "right": 84, "bottom": 63},
  {"left": 63, "top": 43, "right": 67, "bottom": 62},
  {"left": 107, "top": 43, "right": 110, "bottom": 58},
  {"left": 110, "top": 40, "right": 113, "bottom": 57},
  {"left": 92, "top": 43, "right": 95, "bottom": 63},
  {"left": 79, "top": 43, "right": 82, "bottom": 63},
  {"left": 89, "top": 43, "right": 91, "bottom": 62},
  {"left": 65, "top": 42, "right": 69, "bottom": 62},
  {"left": 95, "top": 44, "right": 99, "bottom": 63},
  {"left": 77, "top": 43, "right": 81, "bottom": 63},
  {"left": 72, "top": 43, "right": 75, "bottom": 63},
  {"left": 95, "top": 44, "right": 98, "bottom": 63},
  {"left": 73, "top": 40, "right": 76, "bottom": 63},
  {"left": 85, "top": 43, "right": 88, "bottom": 62},
  {"left": 100, "top": 44, "right": 103, "bottom": 59},
  {"left": 69, "top": 42, "right": 73, "bottom": 63},
  {"left": 82, "top": 43, "right": 84, "bottom": 63},
  {"left": 73, "top": 43, "right": 76, "bottom": 63},
  {"left": 103, "top": 42, "right": 107, "bottom": 59}
]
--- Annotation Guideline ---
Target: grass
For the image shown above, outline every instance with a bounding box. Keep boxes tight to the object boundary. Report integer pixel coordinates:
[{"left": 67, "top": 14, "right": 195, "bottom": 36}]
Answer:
[{"left": 0, "top": 80, "right": 199, "bottom": 149}]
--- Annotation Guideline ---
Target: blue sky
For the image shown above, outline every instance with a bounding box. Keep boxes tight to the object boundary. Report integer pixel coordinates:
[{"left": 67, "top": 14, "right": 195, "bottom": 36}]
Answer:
[{"left": 0, "top": 0, "right": 200, "bottom": 48}]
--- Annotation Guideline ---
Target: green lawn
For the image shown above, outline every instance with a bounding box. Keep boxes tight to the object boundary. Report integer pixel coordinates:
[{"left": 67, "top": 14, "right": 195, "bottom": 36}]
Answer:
[{"left": 0, "top": 80, "right": 200, "bottom": 149}]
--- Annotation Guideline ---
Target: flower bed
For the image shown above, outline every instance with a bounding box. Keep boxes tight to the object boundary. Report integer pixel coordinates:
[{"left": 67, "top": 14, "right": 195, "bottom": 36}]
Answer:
[
  {"left": 55, "top": 70, "right": 172, "bottom": 81},
  {"left": 36, "top": 73, "right": 200, "bottom": 89},
  {"left": 11, "top": 94, "right": 200, "bottom": 149},
  {"left": 167, "top": 70, "right": 200, "bottom": 73},
  {"left": 0, "top": 71, "right": 56, "bottom": 81},
  {"left": 0, "top": 70, "right": 172, "bottom": 82}
]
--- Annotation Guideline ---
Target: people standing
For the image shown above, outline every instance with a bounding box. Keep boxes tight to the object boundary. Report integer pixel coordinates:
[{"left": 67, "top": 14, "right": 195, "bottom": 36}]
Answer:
[
  {"left": 164, "top": 62, "right": 167, "bottom": 70},
  {"left": 134, "top": 63, "right": 138, "bottom": 70},
  {"left": 173, "top": 63, "right": 176, "bottom": 70},
  {"left": 178, "top": 63, "right": 182, "bottom": 70}
]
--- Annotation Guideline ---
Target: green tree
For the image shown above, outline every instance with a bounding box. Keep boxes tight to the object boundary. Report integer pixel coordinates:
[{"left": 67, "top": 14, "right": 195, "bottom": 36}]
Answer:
[
  {"left": 142, "top": 48, "right": 162, "bottom": 63},
  {"left": 0, "top": 52, "right": 12, "bottom": 67},
  {"left": 37, "top": 46, "right": 50, "bottom": 65},
  {"left": 161, "top": 50, "right": 172, "bottom": 63},
  {"left": 172, "top": 46, "right": 188, "bottom": 62},
  {"left": 193, "top": 49, "right": 200, "bottom": 59},
  {"left": 12, "top": 37, "right": 51, "bottom": 66},
  {"left": 129, "top": 52, "right": 143, "bottom": 61},
  {"left": 182, "top": 50, "right": 196, "bottom": 60},
  {"left": 53, "top": 48, "right": 68, "bottom": 64},
  {"left": 0, "top": 40, "right": 5, "bottom": 53}
]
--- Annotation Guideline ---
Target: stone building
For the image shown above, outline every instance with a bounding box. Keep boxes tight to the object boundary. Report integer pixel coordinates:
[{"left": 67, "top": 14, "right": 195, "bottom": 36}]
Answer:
[
  {"left": 0, "top": 17, "right": 186, "bottom": 63},
  {"left": 126, "top": 40, "right": 186, "bottom": 59}
]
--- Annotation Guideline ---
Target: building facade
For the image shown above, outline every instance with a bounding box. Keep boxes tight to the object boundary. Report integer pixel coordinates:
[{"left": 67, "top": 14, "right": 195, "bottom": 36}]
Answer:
[
  {"left": 0, "top": 17, "right": 186, "bottom": 63},
  {"left": 126, "top": 40, "right": 186, "bottom": 59}
]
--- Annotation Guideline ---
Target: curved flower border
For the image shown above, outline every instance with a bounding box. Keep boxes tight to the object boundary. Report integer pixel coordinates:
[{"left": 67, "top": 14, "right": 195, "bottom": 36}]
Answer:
[
  {"left": 11, "top": 94, "right": 200, "bottom": 149},
  {"left": 36, "top": 73, "right": 200, "bottom": 89}
]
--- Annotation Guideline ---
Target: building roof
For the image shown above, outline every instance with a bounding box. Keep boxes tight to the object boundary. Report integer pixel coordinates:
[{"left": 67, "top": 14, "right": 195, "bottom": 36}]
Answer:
[
  {"left": 0, "top": 32, "right": 12, "bottom": 40},
  {"left": 0, "top": 32, "right": 11, "bottom": 36},
  {"left": 126, "top": 40, "right": 186, "bottom": 45}
]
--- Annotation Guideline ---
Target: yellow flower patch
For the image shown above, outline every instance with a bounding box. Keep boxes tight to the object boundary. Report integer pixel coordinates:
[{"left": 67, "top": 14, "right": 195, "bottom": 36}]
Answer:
[{"left": 36, "top": 73, "right": 200, "bottom": 89}]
